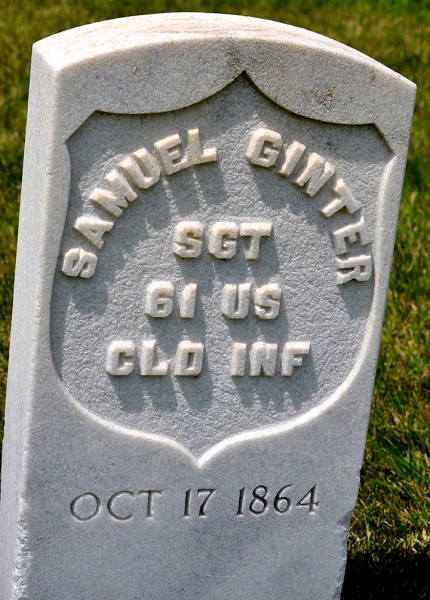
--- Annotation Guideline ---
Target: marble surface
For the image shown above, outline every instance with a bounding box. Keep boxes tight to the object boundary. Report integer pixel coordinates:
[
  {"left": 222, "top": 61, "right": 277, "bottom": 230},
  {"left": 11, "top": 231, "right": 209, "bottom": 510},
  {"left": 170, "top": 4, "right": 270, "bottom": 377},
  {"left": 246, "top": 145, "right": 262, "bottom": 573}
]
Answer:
[{"left": 0, "top": 13, "right": 415, "bottom": 599}]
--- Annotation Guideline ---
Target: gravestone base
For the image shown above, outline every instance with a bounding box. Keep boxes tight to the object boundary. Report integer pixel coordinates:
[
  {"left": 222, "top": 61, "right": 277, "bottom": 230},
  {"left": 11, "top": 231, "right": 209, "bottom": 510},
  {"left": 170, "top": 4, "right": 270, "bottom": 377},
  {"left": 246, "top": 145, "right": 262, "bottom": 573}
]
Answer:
[{"left": 3, "top": 376, "right": 372, "bottom": 599}]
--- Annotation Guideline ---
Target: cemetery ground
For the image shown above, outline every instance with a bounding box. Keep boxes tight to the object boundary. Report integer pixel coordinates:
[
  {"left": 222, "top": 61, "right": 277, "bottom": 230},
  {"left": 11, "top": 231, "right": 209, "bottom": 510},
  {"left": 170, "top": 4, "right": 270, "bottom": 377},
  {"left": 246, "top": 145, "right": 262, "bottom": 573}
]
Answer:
[{"left": 0, "top": 1, "right": 428, "bottom": 598}]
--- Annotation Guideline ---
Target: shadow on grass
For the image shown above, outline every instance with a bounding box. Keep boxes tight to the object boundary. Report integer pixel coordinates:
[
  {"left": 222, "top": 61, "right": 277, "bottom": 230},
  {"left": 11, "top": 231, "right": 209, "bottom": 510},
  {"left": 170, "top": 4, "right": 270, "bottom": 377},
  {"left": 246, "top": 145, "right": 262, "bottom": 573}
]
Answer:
[{"left": 342, "top": 551, "right": 429, "bottom": 599}]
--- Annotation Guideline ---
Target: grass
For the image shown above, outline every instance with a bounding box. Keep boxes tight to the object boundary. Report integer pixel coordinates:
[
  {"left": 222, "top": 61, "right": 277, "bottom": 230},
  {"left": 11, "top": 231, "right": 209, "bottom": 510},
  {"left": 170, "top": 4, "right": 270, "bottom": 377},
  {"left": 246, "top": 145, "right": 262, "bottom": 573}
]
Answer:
[{"left": 0, "top": 1, "right": 428, "bottom": 597}]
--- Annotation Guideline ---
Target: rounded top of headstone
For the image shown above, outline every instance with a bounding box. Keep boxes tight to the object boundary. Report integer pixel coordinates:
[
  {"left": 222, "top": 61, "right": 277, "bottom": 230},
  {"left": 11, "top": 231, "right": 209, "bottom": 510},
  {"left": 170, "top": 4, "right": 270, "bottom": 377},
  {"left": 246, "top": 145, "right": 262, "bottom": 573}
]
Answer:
[
  {"left": 34, "top": 13, "right": 409, "bottom": 80},
  {"left": 32, "top": 13, "right": 415, "bottom": 154}
]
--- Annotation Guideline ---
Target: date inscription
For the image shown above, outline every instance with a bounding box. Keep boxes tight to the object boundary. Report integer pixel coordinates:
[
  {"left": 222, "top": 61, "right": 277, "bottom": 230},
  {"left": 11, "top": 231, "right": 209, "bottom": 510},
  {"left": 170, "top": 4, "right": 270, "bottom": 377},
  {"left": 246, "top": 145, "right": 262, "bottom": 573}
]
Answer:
[{"left": 70, "top": 484, "right": 319, "bottom": 522}]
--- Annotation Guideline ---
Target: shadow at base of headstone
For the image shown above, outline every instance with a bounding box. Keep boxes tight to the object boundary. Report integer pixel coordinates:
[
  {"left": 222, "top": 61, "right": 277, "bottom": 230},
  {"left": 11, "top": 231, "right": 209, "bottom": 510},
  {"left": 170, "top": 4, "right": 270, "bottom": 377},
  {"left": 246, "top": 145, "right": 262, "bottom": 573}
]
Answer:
[{"left": 342, "top": 551, "right": 430, "bottom": 599}]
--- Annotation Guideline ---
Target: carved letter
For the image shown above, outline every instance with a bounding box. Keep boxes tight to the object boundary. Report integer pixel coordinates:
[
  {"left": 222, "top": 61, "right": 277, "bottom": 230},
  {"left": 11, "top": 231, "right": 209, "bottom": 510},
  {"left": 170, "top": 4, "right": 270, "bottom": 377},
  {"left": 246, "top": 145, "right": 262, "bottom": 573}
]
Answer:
[
  {"left": 173, "top": 221, "right": 203, "bottom": 258},
  {"left": 321, "top": 178, "right": 360, "bottom": 217},
  {"left": 221, "top": 283, "right": 251, "bottom": 319},
  {"left": 132, "top": 148, "right": 161, "bottom": 188},
  {"left": 106, "top": 340, "right": 135, "bottom": 376},
  {"left": 74, "top": 215, "right": 114, "bottom": 249},
  {"left": 278, "top": 140, "right": 306, "bottom": 177},
  {"left": 105, "top": 168, "right": 138, "bottom": 200},
  {"left": 90, "top": 168, "right": 138, "bottom": 218},
  {"left": 239, "top": 222, "right": 272, "bottom": 259},
  {"left": 61, "top": 248, "right": 97, "bottom": 279},
  {"left": 154, "top": 133, "right": 190, "bottom": 175},
  {"left": 231, "top": 342, "right": 247, "bottom": 376},
  {"left": 145, "top": 281, "right": 174, "bottom": 318},
  {"left": 249, "top": 342, "right": 278, "bottom": 376},
  {"left": 281, "top": 342, "right": 310, "bottom": 376},
  {"left": 107, "top": 491, "right": 134, "bottom": 521},
  {"left": 175, "top": 341, "right": 204, "bottom": 376},
  {"left": 138, "top": 490, "right": 163, "bottom": 518},
  {"left": 139, "top": 340, "right": 168, "bottom": 376},
  {"left": 333, "top": 216, "right": 371, "bottom": 254},
  {"left": 179, "top": 283, "right": 198, "bottom": 318},
  {"left": 90, "top": 188, "right": 128, "bottom": 218},
  {"left": 187, "top": 128, "right": 218, "bottom": 165},
  {"left": 120, "top": 149, "right": 161, "bottom": 189},
  {"left": 208, "top": 222, "right": 238, "bottom": 259},
  {"left": 254, "top": 283, "right": 282, "bottom": 319},
  {"left": 293, "top": 152, "right": 335, "bottom": 196},
  {"left": 246, "top": 128, "right": 282, "bottom": 168},
  {"left": 70, "top": 493, "right": 100, "bottom": 522},
  {"left": 336, "top": 255, "right": 373, "bottom": 284}
]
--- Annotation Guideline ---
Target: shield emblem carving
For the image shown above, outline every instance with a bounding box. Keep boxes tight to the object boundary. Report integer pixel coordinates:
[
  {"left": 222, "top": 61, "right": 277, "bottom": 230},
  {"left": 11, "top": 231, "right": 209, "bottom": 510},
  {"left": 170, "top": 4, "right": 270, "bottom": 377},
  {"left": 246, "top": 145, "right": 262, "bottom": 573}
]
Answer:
[{"left": 51, "top": 71, "right": 396, "bottom": 461}]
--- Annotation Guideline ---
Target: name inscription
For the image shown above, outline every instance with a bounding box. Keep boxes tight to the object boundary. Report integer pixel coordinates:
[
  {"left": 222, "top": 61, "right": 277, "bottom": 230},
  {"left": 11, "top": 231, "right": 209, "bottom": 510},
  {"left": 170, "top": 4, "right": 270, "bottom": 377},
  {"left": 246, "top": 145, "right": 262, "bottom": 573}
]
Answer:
[{"left": 61, "top": 126, "right": 373, "bottom": 285}]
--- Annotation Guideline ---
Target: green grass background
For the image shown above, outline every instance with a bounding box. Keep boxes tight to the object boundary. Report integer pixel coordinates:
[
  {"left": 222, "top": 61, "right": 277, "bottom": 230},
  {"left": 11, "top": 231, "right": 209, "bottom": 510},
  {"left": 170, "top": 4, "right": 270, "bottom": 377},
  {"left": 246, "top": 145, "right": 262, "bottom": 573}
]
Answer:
[{"left": 0, "top": 1, "right": 428, "bottom": 597}]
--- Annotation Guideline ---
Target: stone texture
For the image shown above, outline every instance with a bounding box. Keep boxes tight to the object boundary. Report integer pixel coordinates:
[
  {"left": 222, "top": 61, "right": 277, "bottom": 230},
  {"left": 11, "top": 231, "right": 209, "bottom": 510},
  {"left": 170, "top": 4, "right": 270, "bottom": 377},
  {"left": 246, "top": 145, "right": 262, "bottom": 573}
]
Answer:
[{"left": 0, "top": 13, "right": 415, "bottom": 599}]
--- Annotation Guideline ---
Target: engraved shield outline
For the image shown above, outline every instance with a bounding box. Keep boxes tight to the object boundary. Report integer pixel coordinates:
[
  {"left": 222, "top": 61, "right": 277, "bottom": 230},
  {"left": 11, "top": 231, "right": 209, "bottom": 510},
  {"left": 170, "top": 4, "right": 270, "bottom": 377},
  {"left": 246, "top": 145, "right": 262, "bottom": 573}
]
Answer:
[{"left": 27, "top": 14, "right": 415, "bottom": 465}]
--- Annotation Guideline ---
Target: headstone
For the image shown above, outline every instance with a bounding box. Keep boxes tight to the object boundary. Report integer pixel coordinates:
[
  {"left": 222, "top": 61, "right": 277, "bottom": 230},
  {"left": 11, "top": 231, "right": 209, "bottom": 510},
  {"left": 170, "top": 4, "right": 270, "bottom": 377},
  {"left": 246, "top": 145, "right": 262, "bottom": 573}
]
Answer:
[{"left": 0, "top": 13, "right": 415, "bottom": 599}]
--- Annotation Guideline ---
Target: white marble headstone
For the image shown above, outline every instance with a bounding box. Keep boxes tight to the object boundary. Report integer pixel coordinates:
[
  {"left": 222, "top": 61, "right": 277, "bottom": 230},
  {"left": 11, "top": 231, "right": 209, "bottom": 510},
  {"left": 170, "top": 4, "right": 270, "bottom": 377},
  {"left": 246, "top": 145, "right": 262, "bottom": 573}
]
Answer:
[{"left": 0, "top": 13, "right": 415, "bottom": 599}]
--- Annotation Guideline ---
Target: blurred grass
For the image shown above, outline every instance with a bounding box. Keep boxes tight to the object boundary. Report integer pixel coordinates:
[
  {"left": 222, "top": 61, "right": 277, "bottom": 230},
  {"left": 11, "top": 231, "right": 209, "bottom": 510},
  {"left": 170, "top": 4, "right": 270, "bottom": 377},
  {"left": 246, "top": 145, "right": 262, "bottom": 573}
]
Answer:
[{"left": 0, "top": 1, "right": 428, "bottom": 597}]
